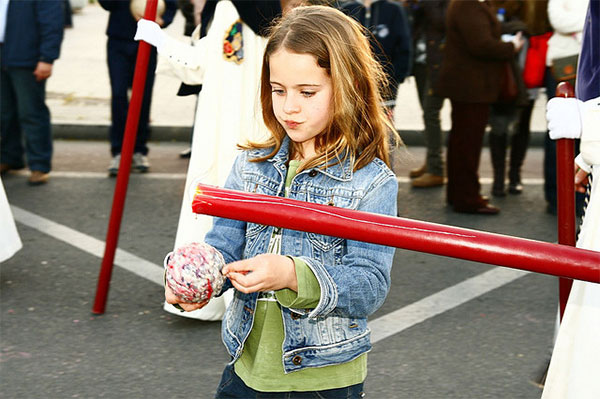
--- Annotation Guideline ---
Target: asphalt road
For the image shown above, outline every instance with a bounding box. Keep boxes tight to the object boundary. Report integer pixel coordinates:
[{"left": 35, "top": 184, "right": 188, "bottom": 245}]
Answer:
[{"left": 1, "top": 139, "right": 559, "bottom": 399}]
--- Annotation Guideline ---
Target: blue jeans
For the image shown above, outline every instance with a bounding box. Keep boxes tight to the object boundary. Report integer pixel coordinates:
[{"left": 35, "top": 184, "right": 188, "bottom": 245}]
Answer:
[
  {"left": 215, "top": 364, "right": 366, "bottom": 399},
  {"left": 0, "top": 67, "right": 53, "bottom": 172}
]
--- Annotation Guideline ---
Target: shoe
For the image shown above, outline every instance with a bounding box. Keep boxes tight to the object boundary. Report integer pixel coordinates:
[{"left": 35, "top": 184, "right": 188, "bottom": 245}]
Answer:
[
  {"left": 108, "top": 154, "right": 120, "bottom": 177},
  {"left": 455, "top": 203, "right": 500, "bottom": 215},
  {"left": 492, "top": 187, "right": 506, "bottom": 197},
  {"left": 179, "top": 148, "right": 191, "bottom": 159},
  {"left": 28, "top": 170, "right": 49, "bottom": 185},
  {"left": 1, "top": 163, "right": 24, "bottom": 175},
  {"left": 411, "top": 173, "right": 445, "bottom": 188},
  {"left": 132, "top": 153, "right": 149, "bottom": 173},
  {"left": 508, "top": 182, "right": 523, "bottom": 194},
  {"left": 409, "top": 164, "right": 426, "bottom": 179}
]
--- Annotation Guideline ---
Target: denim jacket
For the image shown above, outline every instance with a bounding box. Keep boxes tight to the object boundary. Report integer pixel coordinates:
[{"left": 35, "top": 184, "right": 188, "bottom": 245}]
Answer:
[{"left": 204, "top": 137, "right": 398, "bottom": 373}]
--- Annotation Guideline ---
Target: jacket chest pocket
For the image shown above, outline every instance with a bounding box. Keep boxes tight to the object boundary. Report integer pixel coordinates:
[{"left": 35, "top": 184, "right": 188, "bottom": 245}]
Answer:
[
  {"left": 242, "top": 175, "right": 280, "bottom": 256},
  {"left": 305, "top": 189, "right": 359, "bottom": 264},
  {"left": 244, "top": 222, "right": 268, "bottom": 256}
]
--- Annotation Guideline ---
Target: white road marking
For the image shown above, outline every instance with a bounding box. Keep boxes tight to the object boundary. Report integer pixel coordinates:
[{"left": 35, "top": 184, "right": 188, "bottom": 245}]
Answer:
[
  {"left": 11, "top": 206, "right": 164, "bottom": 285},
  {"left": 11, "top": 206, "right": 528, "bottom": 343},
  {"left": 370, "top": 267, "right": 528, "bottom": 343}
]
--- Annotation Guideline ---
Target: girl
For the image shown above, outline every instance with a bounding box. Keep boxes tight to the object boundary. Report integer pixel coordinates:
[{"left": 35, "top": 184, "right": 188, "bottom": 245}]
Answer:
[
  {"left": 166, "top": 5, "right": 400, "bottom": 398},
  {"left": 135, "top": 0, "right": 308, "bottom": 321}
]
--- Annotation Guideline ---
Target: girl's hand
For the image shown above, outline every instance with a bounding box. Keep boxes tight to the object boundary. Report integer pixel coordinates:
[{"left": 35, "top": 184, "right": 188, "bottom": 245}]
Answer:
[
  {"left": 222, "top": 254, "right": 297, "bottom": 294},
  {"left": 164, "top": 284, "right": 208, "bottom": 312}
]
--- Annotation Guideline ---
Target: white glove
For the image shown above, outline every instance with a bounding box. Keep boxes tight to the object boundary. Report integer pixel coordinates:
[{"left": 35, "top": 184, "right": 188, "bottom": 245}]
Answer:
[
  {"left": 575, "top": 153, "right": 592, "bottom": 174},
  {"left": 546, "top": 97, "right": 583, "bottom": 140},
  {"left": 134, "top": 19, "right": 166, "bottom": 51}
]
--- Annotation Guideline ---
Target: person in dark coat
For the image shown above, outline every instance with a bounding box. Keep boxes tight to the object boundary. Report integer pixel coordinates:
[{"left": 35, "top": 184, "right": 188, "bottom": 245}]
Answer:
[
  {"left": 340, "top": 0, "right": 412, "bottom": 110},
  {"left": 98, "top": 0, "right": 177, "bottom": 176},
  {"left": 0, "top": 0, "right": 64, "bottom": 185},
  {"left": 487, "top": 1, "right": 530, "bottom": 197},
  {"left": 436, "top": 0, "right": 523, "bottom": 214}
]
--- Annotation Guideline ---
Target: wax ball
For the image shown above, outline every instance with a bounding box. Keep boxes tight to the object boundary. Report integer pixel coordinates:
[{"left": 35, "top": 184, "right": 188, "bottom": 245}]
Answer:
[{"left": 165, "top": 242, "right": 226, "bottom": 303}]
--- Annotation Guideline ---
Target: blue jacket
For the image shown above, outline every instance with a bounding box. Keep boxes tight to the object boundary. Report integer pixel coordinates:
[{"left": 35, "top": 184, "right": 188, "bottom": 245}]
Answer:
[
  {"left": 205, "top": 137, "right": 398, "bottom": 373},
  {"left": 1, "top": 0, "right": 64, "bottom": 68},
  {"left": 98, "top": 0, "right": 177, "bottom": 41}
]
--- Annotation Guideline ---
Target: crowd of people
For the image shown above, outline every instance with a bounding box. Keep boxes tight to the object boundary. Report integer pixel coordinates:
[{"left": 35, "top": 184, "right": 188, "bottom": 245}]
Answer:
[
  {"left": 1, "top": 0, "right": 589, "bottom": 216},
  {"left": 1, "top": 0, "right": 597, "bottom": 397}
]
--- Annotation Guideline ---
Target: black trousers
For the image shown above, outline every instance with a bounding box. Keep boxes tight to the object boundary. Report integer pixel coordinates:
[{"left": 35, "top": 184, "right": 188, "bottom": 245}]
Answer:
[{"left": 106, "top": 37, "right": 157, "bottom": 156}]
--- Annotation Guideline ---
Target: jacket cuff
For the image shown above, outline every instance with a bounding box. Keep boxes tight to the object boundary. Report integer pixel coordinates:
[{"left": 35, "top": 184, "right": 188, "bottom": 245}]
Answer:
[
  {"left": 297, "top": 257, "right": 338, "bottom": 318},
  {"left": 275, "top": 257, "right": 320, "bottom": 311}
]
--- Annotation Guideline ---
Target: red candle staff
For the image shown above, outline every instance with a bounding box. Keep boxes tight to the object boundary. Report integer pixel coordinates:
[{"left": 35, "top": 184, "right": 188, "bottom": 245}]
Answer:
[
  {"left": 554, "top": 81, "right": 577, "bottom": 319},
  {"left": 93, "top": 0, "right": 159, "bottom": 315},
  {"left": 192, "top": 184, "right": 600, "bottom": 283}
]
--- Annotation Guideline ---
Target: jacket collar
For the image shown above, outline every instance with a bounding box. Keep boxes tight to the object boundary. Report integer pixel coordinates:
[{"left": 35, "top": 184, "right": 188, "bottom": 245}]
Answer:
[{"left": 252, "top": 136, "right": 354, "bottom": 182}]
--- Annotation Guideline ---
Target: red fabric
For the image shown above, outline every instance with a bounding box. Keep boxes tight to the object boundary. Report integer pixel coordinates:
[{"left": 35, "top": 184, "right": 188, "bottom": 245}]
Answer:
[{"left": 522, "top": 32, "right": 552, "bottom": 88}]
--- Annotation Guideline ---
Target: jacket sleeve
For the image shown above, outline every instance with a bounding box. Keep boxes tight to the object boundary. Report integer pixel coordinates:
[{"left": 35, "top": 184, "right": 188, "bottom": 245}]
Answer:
[
  {"left": 158, "top": 28, "right": 209, "bottom": 85},
  {"left": 35, "top": 0, "right": 64, "bottom": 64},
  {"left": 452, "top": 3, "right": 514, "bottom": 61},
  {"left": 302, "top": 171, "right": 398, "bottom": 319}
]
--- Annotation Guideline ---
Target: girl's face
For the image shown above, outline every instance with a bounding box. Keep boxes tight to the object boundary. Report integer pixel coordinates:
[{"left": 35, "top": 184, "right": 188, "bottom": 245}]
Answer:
[{"left": 269, "top": 48, "right": 333, "bottom": 160}]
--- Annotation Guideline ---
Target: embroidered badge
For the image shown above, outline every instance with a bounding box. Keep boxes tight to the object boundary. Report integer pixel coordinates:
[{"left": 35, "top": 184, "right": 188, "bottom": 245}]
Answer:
[{"left": 223, "top": 20, "right": 244, "bottom": 64}]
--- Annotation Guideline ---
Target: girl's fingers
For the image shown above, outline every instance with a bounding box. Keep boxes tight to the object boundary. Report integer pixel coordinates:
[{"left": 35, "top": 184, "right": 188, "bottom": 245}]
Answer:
[
  {"left": 230, "top": 278, "right": 262, "bottom": 294},
  {"left": 228, "top": 272, "right": 262, "bottom": 291},
  {"left": 228, "top": 270, "right": 266, "bottom": 293},
  {"left": 223, "top": 259, "right": 253, "bottom": 275},
  {"left": 165, "top": 285, "right": 179, "bottom": 304},
  {"left": 179, "top": 300, "right": 208, "bottom": 312}
]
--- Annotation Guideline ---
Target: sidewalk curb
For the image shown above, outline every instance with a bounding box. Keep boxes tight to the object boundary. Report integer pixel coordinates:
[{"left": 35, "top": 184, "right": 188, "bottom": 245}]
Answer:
[{"left": 52, "top": 124, "right": 548, "bottom": 147}]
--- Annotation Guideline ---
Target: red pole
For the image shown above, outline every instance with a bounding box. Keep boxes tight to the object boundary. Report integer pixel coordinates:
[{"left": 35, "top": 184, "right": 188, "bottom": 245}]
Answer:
[
  {"left": 93, "top": 0, "right": 159, "bottom": 315},
  {"left": 555, "top": 81, "right": 576, "bottom": 320},
  {"left": 191, "top": 184, "right": 600, "bottom": 283}
]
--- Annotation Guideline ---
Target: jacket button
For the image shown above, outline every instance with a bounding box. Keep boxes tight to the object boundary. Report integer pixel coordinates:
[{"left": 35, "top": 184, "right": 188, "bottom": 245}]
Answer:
[
  {"left": 292, "top": 355, "right": 302, "bottom": 365},
  {"left": 308, "top": 170, "right": 318, "bottom": 177}
]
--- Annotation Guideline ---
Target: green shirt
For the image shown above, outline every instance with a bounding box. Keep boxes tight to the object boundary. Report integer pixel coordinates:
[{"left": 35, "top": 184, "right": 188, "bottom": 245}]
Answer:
[{"left": 234, "top": 160, "right": 367, "bottom": 392}]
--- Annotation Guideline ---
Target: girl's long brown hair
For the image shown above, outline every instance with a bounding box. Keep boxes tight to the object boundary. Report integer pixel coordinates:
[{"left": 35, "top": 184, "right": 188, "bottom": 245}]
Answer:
[{"left": 242, "top": 5, "right": 401, "bottom": 172}]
